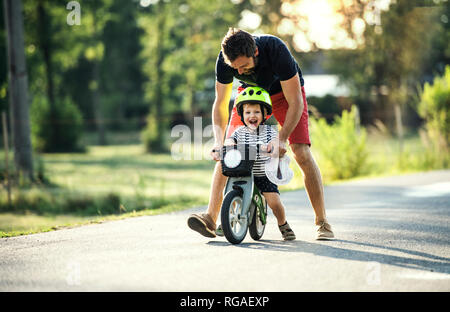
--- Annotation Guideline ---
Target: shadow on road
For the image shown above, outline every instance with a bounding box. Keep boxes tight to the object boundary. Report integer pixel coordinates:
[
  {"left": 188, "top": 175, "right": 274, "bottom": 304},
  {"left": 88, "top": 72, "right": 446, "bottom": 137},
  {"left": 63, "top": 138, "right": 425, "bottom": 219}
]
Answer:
[{"left": 207, "top": 239, "right": 450, "bottom": 275}]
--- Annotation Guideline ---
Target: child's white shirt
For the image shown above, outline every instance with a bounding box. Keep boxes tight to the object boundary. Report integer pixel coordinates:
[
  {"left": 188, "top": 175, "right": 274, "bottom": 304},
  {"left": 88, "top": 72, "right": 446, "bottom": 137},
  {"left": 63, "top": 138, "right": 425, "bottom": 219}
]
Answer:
[{"left": 230, "top": 125, "right": 278, "bottom": 177}]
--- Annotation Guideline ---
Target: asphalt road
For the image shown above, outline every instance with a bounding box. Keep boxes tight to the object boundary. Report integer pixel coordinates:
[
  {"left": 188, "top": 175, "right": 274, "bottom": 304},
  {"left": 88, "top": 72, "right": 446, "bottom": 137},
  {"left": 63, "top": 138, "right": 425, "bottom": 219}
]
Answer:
[{"left": 1, "top": 170, "right": 449, "bottom": 291}]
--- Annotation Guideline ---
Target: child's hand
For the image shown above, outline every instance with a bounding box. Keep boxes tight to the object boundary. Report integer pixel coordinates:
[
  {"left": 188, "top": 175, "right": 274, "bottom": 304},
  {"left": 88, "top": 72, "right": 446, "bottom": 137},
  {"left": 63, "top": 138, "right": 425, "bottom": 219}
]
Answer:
[
  {"left": 224, "top": 138, "right": 236, "bottom": 146},
  {"left": 260, "top": 143, "right": 271, "bottom": 155},
  {"left": 266, "top": 140, "right": 279, "bottom": 158}
]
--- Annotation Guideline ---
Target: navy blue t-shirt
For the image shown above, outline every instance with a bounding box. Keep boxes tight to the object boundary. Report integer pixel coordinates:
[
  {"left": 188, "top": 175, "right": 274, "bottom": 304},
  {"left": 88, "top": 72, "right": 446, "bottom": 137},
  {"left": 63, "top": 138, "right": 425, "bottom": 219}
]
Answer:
[{"left": 215, "top": 35, "right": 304, "bottom": 95}]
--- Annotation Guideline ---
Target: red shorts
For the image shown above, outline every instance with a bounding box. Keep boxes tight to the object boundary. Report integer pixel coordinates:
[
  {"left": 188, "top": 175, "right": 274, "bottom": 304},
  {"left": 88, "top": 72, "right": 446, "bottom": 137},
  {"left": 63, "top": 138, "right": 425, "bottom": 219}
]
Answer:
[{"left": 226, "top": 86, "right": 311, "bottom": 145}]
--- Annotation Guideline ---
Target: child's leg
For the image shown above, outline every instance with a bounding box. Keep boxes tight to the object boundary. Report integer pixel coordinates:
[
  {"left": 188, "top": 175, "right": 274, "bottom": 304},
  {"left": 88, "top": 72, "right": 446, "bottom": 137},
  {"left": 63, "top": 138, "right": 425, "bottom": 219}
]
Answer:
[
  {"left": 263, "top": 192, "right": 296, "bottom": 240},
  {"left": 262, "top": 192, "right": 287, "bottom": 226},
  {"left": 254, "top": 176, "right": 295, "bottom": 239}
]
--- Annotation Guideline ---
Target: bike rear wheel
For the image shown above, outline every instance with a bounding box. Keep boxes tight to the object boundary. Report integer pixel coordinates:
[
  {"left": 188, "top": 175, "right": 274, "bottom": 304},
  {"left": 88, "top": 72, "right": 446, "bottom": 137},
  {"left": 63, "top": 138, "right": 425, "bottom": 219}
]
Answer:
[
  {"left": 249, "top": 197, "right": 267, "bottom": 241},
  {"left": 220, "top": 190, "right": 248, "bottom": 244}
]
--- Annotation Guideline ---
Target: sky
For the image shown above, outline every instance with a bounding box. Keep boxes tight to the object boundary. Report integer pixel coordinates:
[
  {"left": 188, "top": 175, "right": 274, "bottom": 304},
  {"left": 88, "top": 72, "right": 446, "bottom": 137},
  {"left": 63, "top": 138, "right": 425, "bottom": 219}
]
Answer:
[
  {"left": 243, "top": 0, "right": 392, "bottom": 51},
  {"left": 139, "top": 0, "right": 393, "bottom": 52}
]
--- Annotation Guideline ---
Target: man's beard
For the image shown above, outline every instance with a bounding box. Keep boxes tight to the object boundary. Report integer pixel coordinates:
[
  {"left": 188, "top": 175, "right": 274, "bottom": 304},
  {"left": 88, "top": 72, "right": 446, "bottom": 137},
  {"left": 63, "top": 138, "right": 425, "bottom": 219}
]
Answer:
[{"left": 242, "top": 56, "right": 258, "bottom": 75}]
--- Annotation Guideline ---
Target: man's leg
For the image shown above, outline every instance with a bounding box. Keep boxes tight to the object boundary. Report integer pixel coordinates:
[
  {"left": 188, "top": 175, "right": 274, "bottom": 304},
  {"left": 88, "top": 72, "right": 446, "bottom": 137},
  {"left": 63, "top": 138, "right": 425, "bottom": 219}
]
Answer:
[
  {"left": 290, "top": 143, "right": 334, "bottom": 239},
  {"left": 187, "top": 162, "right": 227, "bottom": 238},
  {"left": 187, "top": 106, "right": 243, "bottom": 238},
  {"left": 271, "top": 86, "right": 334, "bottom": 239},
  {"left": 206, "top": 162, "right": 227, "bottom": 222},
  {"left": 290, "top": 143, "right": 326, "bottom": 223}
]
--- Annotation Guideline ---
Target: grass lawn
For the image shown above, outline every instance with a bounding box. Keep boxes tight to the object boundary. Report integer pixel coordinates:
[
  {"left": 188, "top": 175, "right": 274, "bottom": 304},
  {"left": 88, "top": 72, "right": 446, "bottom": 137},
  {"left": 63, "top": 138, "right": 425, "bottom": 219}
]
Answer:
[{"left": 0, "top": 143, "right": 216, "bottom": 237}]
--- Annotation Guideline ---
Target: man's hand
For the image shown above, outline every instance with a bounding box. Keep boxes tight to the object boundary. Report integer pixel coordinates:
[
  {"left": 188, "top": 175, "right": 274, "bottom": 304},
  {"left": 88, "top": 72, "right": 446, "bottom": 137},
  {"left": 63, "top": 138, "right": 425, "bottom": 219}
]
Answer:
[
  {"left": 266, "top": 139, "right": 287, "bottom": 158},
  {"left": 210, "top": 141, "right": 223, "bottom": 161},
  {"left": 278, "top": 140, "right": 287, "bottom": 157}
]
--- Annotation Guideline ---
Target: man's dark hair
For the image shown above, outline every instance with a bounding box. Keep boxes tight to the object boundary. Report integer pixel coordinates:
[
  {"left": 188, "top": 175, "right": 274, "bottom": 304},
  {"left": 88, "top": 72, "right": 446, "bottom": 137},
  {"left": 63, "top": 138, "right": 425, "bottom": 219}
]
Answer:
[{"left": 221, "top": 28, "right": 257, "bottom": 65}]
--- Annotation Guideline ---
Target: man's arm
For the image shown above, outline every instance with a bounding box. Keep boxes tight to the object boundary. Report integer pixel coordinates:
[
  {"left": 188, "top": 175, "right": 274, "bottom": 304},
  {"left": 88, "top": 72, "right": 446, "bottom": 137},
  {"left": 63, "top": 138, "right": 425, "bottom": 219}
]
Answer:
[
  {"left": 211, "top": 81, "right": 233, "bottom": 160},
  {"left": 279, "top": 73, "right": 304, "bottom": 143}
]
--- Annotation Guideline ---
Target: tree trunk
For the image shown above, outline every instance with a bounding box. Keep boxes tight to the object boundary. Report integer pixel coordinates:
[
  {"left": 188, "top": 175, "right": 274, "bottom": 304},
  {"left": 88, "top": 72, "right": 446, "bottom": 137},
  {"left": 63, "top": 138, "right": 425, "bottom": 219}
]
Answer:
[
  {"left": 91, "top": 4, "right": 106, "bottom": 145},
  {"left": 37, "top": 0, "right": 59, "bottom": 148},
  {"left": 92, "top": 61, "right": 106, "bottom": 145},
  {"left": 3, "top": 0, "right": 34, "bottom": 181},
  {"left": 394, "top": 103, "right": 404, "bottom": 154},
  {"left": 152, "top": 11, "right": 166, "bottom": 152}
]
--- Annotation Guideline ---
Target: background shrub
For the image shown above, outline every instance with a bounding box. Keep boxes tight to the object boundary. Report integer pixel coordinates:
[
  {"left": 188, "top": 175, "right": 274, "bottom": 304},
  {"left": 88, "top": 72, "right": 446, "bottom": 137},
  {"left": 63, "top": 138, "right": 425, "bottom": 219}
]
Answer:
[
  {"left": 417, "top": 65, "right": 450, "bottom": 156},
  {"left": 310, "top": 105, "right": 368, "bottom": 180},
  {"left": 30, "top": 96, "right": 84, "bottom": 153}
]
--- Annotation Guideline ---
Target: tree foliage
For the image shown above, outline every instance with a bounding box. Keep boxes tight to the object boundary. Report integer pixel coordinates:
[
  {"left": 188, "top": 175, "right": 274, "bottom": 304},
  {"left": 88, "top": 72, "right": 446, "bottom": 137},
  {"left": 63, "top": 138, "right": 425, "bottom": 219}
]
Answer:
[
  {"left": 418, "top": 65, "right": 450, "bottom": 153},
  {"left": 30, "top": 95, "right": 83, "bottom": 152},
  {"left": 1, "top": 0, "right": 448, "bottom": 156},
  {"left": 323, "top": 0, "right": 448, "bottom": 130},
  {"left": 138, "top": 0, "right": 240, "bottom": 152}
]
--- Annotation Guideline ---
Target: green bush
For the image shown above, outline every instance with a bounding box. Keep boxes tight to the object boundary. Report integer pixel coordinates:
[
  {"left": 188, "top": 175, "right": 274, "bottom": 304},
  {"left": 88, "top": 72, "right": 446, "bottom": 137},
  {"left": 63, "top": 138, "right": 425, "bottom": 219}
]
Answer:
[
  {"left": 418, "top": 65, "right": 450, "bottom": 154},
  {"left": 310, "top": 105, "right": 368, "bottom": 180},
  {"left": 30, "top": 96, "right": 84, "bottom": 153}
]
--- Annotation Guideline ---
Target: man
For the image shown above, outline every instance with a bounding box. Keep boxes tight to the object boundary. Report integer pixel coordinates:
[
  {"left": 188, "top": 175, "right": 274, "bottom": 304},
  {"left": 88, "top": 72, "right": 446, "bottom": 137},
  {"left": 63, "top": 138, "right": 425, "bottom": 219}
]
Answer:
[{"left": 187, "top": 28, "right": 334, "bottom": 240}]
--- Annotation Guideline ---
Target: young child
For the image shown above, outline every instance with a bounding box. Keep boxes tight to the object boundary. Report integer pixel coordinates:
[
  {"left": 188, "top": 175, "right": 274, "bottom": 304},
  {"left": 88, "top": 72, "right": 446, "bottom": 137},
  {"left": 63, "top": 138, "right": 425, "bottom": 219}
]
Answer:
[{"left": 221, "top": 86, "right": 296, "bottom": 241}]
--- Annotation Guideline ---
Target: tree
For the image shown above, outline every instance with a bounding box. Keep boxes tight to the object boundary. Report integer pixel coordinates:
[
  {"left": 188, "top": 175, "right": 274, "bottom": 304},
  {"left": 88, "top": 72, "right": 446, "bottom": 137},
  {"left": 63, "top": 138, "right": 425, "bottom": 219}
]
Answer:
[
  {"left": 100, "top": 0, "right": 146, "bottom": 131},
  {"left": 139, "top": 0, "right": 240, "bottom": 152},
  {"left": 17, "top": 0, "right": 85, "bottom": 152},
  {"left": 139, "top": 0, "right": 170, "bottom": 152},
  {"left": 324, "top": 0, "right": 444, "bottom": 135},
  {"left": 3, "top": 0, "right": 34, "bottom": 181},
  {"left": 83, "top": 0, "right": 109, "bottom": 145},
  {"left": 274, "top": 0, "right": 446, "bottom": 137},
  {"left": 0, "top": 3, "right": 8, "bottom": 114}
]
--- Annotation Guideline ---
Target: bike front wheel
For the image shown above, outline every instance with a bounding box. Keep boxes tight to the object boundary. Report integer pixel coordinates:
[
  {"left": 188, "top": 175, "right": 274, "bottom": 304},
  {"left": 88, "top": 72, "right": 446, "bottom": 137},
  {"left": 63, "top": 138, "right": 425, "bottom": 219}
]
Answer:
[{"left": 220, "top": 190, "right": 248, "bottom": 244}]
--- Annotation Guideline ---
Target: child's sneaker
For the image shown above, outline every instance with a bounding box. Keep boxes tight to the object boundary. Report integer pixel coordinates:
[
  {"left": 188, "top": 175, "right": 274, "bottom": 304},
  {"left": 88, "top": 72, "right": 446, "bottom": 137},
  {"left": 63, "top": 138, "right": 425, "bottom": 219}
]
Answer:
[
  {"left": 279, "top": 222, "right": 296, "bottom": 241},
  {"left": 215, "top": 224, "right": 224, "bottom": 237}
]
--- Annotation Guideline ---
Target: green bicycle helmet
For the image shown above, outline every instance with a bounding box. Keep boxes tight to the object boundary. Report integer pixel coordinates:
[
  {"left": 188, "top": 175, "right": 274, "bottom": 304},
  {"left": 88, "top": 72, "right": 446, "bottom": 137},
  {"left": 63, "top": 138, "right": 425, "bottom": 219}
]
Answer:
[{"left": 235, "top": 86, "right": 272, "bottom": 125}]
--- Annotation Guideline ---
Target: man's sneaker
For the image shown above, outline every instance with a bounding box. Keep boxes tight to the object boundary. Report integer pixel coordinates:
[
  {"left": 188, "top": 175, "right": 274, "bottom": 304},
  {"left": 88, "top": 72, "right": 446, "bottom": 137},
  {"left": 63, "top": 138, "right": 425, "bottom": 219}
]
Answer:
[
  {"left": 316, "top": 221, "right": 334, "bottom": 240},
  {"left": 187, "top": 213, "right": 216, "bottom": 238},
  {"left": 215, "top": 224, "right": 224, "bottom": 237},
  {"left": 279, "top": 222, "right": 296, "bottom": 241}
]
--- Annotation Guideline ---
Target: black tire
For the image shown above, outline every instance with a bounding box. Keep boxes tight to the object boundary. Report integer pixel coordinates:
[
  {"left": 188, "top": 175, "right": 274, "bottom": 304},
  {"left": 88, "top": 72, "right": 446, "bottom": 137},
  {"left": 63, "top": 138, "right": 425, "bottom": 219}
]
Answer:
[
  {"left": 249, "top": 198, "right": 267, "bottom": 241},
  {"left": 220, "top": 190, "right": 248, "bottom": 244}
]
